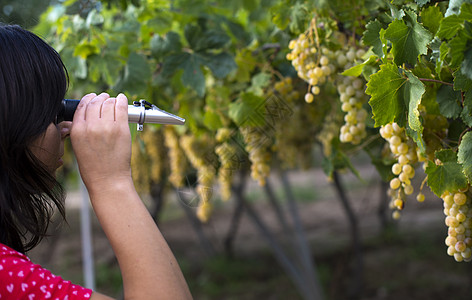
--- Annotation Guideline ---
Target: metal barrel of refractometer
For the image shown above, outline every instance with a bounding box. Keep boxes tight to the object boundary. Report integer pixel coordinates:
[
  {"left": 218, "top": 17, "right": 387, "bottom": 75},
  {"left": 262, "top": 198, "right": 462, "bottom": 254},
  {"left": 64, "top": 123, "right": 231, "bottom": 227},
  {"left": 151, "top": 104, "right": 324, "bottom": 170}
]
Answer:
[{"left": 58, "top": 99, "right": 185, "bottom": 125}]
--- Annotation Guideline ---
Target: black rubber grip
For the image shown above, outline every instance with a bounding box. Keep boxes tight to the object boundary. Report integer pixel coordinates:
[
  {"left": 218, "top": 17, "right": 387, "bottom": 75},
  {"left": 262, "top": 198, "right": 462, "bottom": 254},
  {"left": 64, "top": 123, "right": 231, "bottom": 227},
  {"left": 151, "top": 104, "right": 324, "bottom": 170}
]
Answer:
[{"left": 58, "top": 99, "right": 80, "bottom": 122}]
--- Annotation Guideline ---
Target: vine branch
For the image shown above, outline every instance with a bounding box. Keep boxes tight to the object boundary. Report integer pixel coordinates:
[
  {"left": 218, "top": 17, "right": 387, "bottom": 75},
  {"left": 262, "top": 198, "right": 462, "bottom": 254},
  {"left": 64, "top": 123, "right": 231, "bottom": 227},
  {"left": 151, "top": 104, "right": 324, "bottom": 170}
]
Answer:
[{"left": 418, "top": 78, "right": 453, "bottom": 86}]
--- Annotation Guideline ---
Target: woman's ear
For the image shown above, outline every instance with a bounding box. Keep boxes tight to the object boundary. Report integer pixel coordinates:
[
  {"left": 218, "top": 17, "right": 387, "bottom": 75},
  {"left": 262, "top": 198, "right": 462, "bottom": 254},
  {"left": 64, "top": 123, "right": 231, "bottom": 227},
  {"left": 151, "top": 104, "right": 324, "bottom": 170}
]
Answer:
[{"left": 59, "top": 121, "right": 72, "bottom": 139}]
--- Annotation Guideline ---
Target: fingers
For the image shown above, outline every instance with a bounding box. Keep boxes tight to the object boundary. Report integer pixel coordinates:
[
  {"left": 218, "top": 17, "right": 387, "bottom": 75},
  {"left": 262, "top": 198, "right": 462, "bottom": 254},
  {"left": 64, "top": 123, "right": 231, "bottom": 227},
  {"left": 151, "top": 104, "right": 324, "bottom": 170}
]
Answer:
[
  {"left": 86, "top": 93, "right": 110, "bottom": 121},
  {"left": 116, "top": 93, "right": 128, "bottom": 123},
  {"left": 73, "top": 93, "right": 96, "bottom": 122},
  {"left": 73, "top": 92, "right": 127, "bottom": 126},
  {"left": 101, "top": 97, "right": 116, "bottom": 121}
]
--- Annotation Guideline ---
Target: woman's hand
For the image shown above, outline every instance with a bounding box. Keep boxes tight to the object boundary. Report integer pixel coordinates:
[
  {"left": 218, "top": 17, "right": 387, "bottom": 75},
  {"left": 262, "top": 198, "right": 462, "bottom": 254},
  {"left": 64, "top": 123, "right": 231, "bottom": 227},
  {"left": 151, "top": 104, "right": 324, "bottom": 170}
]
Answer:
[
  {"left": 70, "top": 92, "right": 132, "bottom": 194},
  {"left": 70, "top": 93, "right": 192, "bottom": 300}
]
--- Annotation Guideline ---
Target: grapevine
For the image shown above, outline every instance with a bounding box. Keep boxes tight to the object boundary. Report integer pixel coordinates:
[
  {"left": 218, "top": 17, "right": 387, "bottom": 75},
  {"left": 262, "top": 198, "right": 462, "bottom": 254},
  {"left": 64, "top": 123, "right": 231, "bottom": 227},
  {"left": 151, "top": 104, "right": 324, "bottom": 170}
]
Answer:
[{"left": 36, "top": 0, "right": 472, "bottom": 264}]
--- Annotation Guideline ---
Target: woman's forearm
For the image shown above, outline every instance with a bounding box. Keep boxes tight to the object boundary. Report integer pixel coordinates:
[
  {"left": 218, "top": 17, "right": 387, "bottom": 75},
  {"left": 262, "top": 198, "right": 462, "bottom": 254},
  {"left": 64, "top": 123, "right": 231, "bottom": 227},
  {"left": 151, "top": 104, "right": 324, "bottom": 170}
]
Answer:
[{"left": 88, "top": 178, "right": 192, "bottom": 300}]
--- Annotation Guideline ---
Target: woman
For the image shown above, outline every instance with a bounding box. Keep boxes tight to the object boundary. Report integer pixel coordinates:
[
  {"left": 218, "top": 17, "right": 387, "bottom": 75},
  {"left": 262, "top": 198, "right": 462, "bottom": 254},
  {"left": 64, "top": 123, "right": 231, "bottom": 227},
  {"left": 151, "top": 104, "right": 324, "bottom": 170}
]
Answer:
[{"left": 0, "top": 24, "right": 192, "bottom": 299}]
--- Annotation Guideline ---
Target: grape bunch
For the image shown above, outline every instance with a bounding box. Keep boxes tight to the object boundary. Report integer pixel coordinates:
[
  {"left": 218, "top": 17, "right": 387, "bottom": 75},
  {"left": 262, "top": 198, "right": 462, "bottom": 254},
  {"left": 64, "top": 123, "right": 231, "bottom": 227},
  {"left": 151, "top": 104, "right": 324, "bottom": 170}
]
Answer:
[
  {"left": 286, "top": 33, "right": 336, "bottom": 104},
  {"left": 240, "top": 126, "right": 272, "bottom": 186},
  {"left": 215, "top": 128, "right": 239, "bottom": 201},
  {"left": 317, "top": 110, "right": 341, "bottom": 157},
  {"left": 337, "top": 76, "right": 368, "bottom": 145},
  {"left": 180, "top": 134, "right": 217, "bottom": 222},
  {"left": 441, "top": 188, "right": 472, "bottom": 262},
  {"left": 286, "top": 26, "right": 369, "bottom": 145},
  {"left": 163, "top": 126, "right": 187, "bottom": 188},
  {"left": 131, "top": 135, "right": 151, "bottom": 193},
  {"left": 142, "top": 127, "right": 165, "bottom": 184},
  {"left": 274, "top": 77, "right": 300, "bottom": 103},
  {"left": 131, "top": 128, "right": 166, "bottom": 193},
  {"left": 380, "top": 122, "right": 420, "bottom": 219}
]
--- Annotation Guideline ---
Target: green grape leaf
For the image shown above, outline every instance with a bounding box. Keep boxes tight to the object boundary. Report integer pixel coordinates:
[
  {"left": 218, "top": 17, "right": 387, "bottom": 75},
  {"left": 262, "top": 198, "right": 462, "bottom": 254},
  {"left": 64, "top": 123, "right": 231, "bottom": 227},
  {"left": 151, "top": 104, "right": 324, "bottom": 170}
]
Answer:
[
  {"left": 461, "top": 47, "right": 472, "bottom": 80},
  {"left": 247, "top": 72, "right": 272, "bottom": 96},
  {"left": 406, "top": 71, "right": 425, "bottom": 133},
  {"left": 151, "top": 31, "right": 182, "bottom": 59},
  {"left": 180, "top": 54, "right": 205, "bottom": 97},
  {"left": 407, "top": 127, "right": 426, "bottom": 153},
  {"left": 288, "top": 3, "right": 310, "bottom": 34},
  {"left": 161, "top": 53, "right": 191, "bottom": 77},
  {"left": 362, "top": 20, "right": 384, "bottom": 57},
  {"left": 421, "top": 5, "right": 443, "bottom": 35},
  {"left": 114, "top": 52, "right": 151, "bottom": 96},
  {"left": 185, "top": 24, "right": 230, "bottom": 52},
  {"left": 228, "top": 92, "right": 265, "bottom": 127},
  {"left": 270, "top": 1, "right": 290, "bottom": 30},
  {"left": 197, "top": 29, "right": 231, "bottom": 51},
  {"left": 461, "top": 90, "right": 472, "bottom": 126},
  {"left": 431, "top": 39, "right": 449, "bottom": 75},
  {"left": 224, "top": 20, "right": 252, "bottom": 46},
  {"left": 425, "top": 149, "right": 468, "bottom": 196},
  {"left": 449, "top": 31, "right": 468, "bottom": 68},
  {"left": 389, "top": 5, "right": 406, "bottom": 20},
  {"left": 270, "top": 1, "right": 310, "bottom": 33},
  {"left": 342, "top": 55, "right": 377, "bottom": 77},
  {"left": 234, "top": 49, "right": 257, "bottom": 83},
  {"left": 203, "top": 108, "right": 224, "bottom": 130},
  {"left": 366, "top": 64, "right": 424, "bottom": 129},
  {"left": 384, "top": 11, "right": 433, "bottom": 65},
  {"left": 416, "top": 0, "right": 431, "bottom": 7},
  {"left": 199, "top": 52, "right": 237, "bottom": 78},
  {"left": 437, "top": 85, "right": 463, "bottom": 118},
  {"left": 454, "top": 68, "right": 472, "bottom": 91},
  {"left": 73, "top": 40, "right": 100, "bottom": 59},
  {"left": 461, "top": 3, "right": 472, "bottom": 19},
  {"left": 437, "top": 15, "right": 465, "bottom": 39},
  {"left": 465, "top": 21, "right": 472, "bottom": 39},
  {"left": 184, "top": 24, "right": 202, "bottom": 50},
  {"left": 144, "top": 14, "right": 173, "bottom": 35},
  {"left": 184, "top": 25, "right": 231, "bottom": 51},
  {"left": 161, "top": 52, "right": 206, "bottom": 96},
  {"left": 421, "top": 87, "right": 440, "bottom": 115},
  {"left": 449, "top": 119, "right": 468, "bottom": 142},
  {"left": 366, "top": 64, "right": 406, "bottom": 127}
]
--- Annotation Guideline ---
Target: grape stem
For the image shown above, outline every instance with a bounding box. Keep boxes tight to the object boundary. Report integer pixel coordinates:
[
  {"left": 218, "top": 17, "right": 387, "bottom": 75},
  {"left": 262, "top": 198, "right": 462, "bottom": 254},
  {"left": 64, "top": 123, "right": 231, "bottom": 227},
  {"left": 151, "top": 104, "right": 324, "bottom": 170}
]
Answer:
[{"left": 418, "top": 78, "right": 453, "bottom": 86}]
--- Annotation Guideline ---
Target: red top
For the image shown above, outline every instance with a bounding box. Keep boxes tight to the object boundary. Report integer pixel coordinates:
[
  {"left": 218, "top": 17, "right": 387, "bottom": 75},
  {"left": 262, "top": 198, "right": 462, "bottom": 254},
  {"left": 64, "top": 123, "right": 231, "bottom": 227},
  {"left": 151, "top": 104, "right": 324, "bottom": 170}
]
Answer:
[{"left": 0, "top": 243, "right": 93, "bottom": 300}]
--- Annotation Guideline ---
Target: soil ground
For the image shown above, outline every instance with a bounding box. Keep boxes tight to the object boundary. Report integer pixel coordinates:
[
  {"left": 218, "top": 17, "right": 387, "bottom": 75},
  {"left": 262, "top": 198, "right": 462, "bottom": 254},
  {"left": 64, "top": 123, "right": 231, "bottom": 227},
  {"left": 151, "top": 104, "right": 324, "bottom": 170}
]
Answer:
[{"left": 28, "top": 165, "right": 472, "bottom": 300}]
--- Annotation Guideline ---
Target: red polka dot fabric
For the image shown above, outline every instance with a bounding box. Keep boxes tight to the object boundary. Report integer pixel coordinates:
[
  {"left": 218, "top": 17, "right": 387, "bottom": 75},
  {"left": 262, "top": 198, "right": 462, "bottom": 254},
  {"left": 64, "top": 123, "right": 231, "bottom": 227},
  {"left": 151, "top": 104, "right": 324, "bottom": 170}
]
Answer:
[{"left": 0, "top": 244, "right": 92, "bottom": 299}]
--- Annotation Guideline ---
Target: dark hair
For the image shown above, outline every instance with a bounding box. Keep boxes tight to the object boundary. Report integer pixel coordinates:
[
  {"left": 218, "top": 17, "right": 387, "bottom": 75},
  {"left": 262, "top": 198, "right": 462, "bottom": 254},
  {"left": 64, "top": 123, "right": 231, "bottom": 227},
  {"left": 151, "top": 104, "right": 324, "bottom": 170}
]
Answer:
[{"left": 0, "top": 24, "right": 68, "bottom": 253}]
